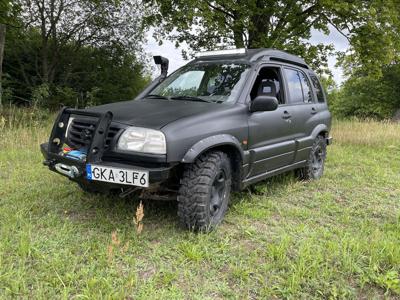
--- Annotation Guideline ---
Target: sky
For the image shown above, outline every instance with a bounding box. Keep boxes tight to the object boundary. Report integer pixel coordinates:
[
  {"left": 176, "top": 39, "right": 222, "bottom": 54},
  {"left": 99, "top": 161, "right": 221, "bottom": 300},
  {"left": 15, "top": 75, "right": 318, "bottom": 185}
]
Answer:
[{"left": 144, "top": 26, "right": 349, "bottom": 85}]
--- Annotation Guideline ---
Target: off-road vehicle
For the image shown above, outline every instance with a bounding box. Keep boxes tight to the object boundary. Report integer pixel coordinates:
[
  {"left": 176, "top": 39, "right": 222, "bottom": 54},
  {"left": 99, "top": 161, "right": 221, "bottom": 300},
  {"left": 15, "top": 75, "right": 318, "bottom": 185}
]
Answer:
[{"left": 41, "top": 48, "right": 332, "bottom": 231}]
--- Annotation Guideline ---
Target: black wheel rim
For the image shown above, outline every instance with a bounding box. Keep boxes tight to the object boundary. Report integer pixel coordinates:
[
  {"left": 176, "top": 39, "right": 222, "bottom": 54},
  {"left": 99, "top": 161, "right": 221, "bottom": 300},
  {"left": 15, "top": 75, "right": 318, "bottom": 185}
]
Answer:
[
  {"left": 311, "top": 145, "right": 324, "bottom": 175},
  {"left": 210, "top": 169, "right": 227, "bottom": 218}
]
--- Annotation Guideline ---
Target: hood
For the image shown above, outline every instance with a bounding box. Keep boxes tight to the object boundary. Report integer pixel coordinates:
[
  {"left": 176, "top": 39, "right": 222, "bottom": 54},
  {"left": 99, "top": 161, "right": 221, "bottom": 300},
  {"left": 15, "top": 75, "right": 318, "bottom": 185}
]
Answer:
[{"left": 85, "top": 99, "right": 228, "bottom": 129}]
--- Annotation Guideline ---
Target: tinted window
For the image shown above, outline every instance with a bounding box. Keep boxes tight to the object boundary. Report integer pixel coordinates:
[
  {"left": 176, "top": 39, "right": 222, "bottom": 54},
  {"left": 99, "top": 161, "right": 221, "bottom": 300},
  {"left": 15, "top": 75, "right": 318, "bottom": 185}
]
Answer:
[
  {"left": 310, "top": 75, "right": 325, "bottom": 103},
  {"left": 299, "top": 72, "right": 313, "bottom": 103},
  {"left": 284, "top": 68, "right": 303, "bottom": 103}
]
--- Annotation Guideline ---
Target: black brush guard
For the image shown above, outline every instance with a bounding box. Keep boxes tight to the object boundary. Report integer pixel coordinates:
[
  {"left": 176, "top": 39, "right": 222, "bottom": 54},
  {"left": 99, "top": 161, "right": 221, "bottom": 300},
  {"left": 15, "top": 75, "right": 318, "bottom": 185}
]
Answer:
[
  {"left": 41, "top": 107, "right": 173, "bottom": 186},
  {"left": 48, "top": 107, "right": 113, "bottom": 162},
  {"left": 41, "top": 107, "right": 113, "bottom": 179}
]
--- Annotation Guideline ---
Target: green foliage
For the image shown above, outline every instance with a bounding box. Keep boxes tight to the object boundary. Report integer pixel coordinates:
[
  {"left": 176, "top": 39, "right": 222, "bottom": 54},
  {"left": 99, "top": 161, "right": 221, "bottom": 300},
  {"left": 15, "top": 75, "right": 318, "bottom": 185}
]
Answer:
[
  {"left": 31, "top": 84, "right": 50, "bottom": 107},
  {"left": 0, "top": 0, "right": 18, "bottom": 24},
  {"left": 3, "top": 28, "right": 150, "bottom": 109},
  {"left": 330, "top": 64, "right": 400, "bottom": 119},
  {"left": 337, "top": 0, "right": 400, "bottom": 77},
  {"left": 146, "top": 0, "right": 340, "bottom": 76},
  {"left": 147, "top": 0, "right": 400, "bottom": 119},
  {"left": 1, "top": 0, "right": 149, "bottom": 109},
  {"left": 331, "top": 0, "right": 400, "bottom": 119}
]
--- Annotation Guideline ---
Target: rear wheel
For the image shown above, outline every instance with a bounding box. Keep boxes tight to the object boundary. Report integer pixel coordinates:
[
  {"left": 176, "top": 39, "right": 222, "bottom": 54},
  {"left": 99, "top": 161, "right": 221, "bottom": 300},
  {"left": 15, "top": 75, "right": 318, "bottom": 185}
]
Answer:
[
  {"left": 297, "top": 135, "right": 327, "bottom": 180},
  {"left": 177, "top": 151, "right": 232, "bottom": 231}
]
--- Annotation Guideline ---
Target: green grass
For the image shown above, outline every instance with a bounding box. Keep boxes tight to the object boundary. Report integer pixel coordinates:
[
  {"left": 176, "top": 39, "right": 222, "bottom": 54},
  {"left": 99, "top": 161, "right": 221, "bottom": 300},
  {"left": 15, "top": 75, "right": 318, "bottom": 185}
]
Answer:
[{"left": 1, "top": 111, "right": 400, "bottom": 299}]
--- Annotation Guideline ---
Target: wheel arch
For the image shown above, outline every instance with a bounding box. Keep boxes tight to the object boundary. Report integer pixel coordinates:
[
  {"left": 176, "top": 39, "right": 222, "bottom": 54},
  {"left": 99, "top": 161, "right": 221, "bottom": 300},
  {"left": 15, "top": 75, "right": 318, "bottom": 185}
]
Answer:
[
  {"left": 311, "top": 124, "right": 329, "bottom": 140},
  {"left": 181, "top": 134, "right": 244, "bottom": 191}
]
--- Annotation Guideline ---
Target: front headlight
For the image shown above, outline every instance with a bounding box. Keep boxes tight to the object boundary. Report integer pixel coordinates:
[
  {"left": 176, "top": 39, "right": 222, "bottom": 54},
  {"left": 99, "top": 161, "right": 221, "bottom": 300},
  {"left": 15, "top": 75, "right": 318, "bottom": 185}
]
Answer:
[{"left": 117, "top": 126, "right": 166, "bottom": 154}]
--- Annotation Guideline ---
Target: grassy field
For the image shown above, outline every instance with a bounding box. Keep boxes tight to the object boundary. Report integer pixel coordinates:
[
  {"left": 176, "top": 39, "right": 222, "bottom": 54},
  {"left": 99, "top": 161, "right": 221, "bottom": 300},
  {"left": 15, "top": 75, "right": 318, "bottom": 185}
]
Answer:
[{"left": 0, "top": 109, "right": 399, "bottom": 299}]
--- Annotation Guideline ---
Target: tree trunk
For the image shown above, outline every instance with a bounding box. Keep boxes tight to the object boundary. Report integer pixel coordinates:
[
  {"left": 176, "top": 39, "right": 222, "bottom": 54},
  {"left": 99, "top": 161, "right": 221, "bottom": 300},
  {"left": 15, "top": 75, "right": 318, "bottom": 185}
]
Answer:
[
  {"left": 0, "top": 24, "right": 6, "bottom": 109},
  {"left": 248, "top": 16, "right": 271, "bottom": 47}
]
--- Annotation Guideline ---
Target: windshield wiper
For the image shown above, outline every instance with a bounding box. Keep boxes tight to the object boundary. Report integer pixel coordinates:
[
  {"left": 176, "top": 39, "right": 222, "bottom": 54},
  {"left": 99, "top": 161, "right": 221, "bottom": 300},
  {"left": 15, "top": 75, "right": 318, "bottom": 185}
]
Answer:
[
  {"left": 170, "top": 96, "right": 211, "bottom": 103},
  {"left": 145, "top": 94, "right": 169, "bottom": 100}
]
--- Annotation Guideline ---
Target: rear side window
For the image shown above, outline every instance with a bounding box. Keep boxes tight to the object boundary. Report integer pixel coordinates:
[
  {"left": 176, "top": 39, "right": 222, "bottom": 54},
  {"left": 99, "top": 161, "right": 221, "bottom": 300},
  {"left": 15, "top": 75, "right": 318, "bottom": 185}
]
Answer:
[
  {"left": 284, "top": 68, "right": 303, "bottom": 103},
  {"left": 310, "top": 75, "right": 325, "bottom": 103},
  {"left": 284, "top": 68, "right": 314, "bottom": 104},
  {"left": 299, "top": 72, "right": 313, "bottom": 103}
]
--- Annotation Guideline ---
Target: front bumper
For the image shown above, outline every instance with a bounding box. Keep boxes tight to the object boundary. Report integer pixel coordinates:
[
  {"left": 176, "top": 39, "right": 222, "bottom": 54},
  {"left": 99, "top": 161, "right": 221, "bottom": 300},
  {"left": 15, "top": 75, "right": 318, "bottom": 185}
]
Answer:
[
  {"left": 41, "top": 142, "right": 173, "bottom": 187},
  {"left": 41, "top": 107, "right": 176, "bottom": 189}
]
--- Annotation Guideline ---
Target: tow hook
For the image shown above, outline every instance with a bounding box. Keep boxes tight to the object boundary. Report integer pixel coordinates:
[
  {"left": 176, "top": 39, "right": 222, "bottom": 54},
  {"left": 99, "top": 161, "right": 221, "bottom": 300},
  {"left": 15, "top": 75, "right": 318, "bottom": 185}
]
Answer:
[{"left": 55, "top": 163, "right": 80, "bottom": 178}]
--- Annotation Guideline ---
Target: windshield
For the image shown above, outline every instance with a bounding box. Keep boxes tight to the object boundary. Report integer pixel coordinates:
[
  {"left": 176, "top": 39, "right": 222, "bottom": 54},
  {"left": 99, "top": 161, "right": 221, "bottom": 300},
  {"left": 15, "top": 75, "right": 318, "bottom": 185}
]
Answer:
[{"left": 149, "top": 62, "right": 250, "bottom": 103}]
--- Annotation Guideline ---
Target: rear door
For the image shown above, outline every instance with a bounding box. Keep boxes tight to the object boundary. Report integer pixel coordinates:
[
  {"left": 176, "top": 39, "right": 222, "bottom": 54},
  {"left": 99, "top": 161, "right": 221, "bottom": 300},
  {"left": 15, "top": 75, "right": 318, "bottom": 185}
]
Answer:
[
  {"left": 282, "top": 67, "right": 320, "bottom": 163},
  {"left": 247, "top": 64, "right": 296, "bottom": 177}
]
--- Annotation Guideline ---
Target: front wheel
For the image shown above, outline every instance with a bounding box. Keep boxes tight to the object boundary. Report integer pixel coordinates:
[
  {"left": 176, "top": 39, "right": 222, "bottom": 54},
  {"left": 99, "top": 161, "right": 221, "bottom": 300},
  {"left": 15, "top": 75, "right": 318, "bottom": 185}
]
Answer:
[
  {"left": 177, "top": 151, "right": 232, "bottom": 232},
  {"left": 297, "top": 135, "right": 327, "bottom": 180}
]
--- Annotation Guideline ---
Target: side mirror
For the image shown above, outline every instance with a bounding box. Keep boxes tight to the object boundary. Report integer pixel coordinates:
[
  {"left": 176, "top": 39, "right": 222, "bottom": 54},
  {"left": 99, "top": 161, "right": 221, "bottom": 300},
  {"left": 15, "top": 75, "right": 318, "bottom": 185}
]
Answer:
[
  {"left": 250, "top": 96, "right": 279, "bottom": 113},
  {"left": 153, "top": 56, "right": 169, "bottom": 78}
]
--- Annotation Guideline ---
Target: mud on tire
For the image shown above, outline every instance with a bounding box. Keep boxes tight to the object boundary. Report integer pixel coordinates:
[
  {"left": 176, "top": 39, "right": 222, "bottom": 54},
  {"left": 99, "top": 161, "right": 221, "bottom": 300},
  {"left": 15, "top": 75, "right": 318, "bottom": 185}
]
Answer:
[{"left": 177, "top": 151, "right": 232, "bottom": 232}]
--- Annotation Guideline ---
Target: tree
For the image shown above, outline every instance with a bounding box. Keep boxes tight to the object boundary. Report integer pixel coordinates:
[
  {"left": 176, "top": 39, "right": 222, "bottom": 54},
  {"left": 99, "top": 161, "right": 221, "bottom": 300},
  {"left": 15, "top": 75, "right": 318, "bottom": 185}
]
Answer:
[
  {"left": 328, "top": 64, "right": 400, "bottom": 119},
  {"left": 336, "top": 0, "right": 400, "bottom": 77},
  {"left": 1, "top": 0, "right": 150, "bottom": 108},
  {"left": 0, "top": 24, "right": 5, "bottom": 108},
  {"left": 328, "top": 0, "right": 400, "bottom": 119},
  {"left": 145, "top": 0, "right": 399, "bottom": 77},
  {"left": 4, "top": 28, "right": 150, "bottom": 108},
  {"left": 145, "top": 1, "right": 357, "bottom": 74},
  {"left": 16, "top": 0, "right": 145, "bottom": 85},
  {"left": 0, "top": 0, "right": 17, "bottom": 108}
]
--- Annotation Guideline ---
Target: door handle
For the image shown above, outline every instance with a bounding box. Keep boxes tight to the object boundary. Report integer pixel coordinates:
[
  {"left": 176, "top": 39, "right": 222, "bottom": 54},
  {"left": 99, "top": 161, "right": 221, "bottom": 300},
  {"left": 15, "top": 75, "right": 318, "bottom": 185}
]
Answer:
[
  {"left": 282, "top": 111, "right": 291, "bottom": 119},
  {"left": 311, "top": 107, "right": 317, "bottom": 115}
]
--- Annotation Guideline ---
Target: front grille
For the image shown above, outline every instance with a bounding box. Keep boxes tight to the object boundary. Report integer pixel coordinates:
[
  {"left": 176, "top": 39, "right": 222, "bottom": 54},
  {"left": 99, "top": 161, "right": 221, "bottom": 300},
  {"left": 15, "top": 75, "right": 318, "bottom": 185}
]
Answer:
[{"left": 67, "top": 117, "right": 120, "bottom": 149}]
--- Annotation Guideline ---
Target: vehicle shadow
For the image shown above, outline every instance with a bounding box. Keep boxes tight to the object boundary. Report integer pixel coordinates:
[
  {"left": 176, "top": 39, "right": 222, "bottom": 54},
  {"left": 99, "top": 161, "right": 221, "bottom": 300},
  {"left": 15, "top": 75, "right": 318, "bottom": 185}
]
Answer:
[
  {"left": 70, "top": 171, "right": 297, "bottom": 231},
  {"left": 231, "top": 171, "right": 297, "bottom": 203}
]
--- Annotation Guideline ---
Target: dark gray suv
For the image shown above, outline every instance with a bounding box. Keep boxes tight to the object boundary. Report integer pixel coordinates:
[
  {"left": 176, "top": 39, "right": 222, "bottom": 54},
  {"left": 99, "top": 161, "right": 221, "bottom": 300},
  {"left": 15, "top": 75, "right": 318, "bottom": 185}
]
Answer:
[{"left": 41, "top": 48, "right": 332, "bottom": 231}]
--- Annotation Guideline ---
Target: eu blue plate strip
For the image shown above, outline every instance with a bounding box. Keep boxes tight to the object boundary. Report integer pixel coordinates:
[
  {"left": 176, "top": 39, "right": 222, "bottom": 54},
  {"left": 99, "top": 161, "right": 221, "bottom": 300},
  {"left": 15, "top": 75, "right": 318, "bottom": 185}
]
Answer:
[{"left": 86, "top": 164, "right": 92, "bottom": 180}]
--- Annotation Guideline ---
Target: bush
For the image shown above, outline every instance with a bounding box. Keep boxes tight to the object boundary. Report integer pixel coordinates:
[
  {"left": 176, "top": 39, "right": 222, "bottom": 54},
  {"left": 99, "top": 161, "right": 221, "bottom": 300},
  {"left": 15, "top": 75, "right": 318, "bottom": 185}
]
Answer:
[
  {"left": 330, "top": 64, "right": 400, "bottom": 120},
  {"left": 3, "top": 29, "right": 150, "bottom": 110}
]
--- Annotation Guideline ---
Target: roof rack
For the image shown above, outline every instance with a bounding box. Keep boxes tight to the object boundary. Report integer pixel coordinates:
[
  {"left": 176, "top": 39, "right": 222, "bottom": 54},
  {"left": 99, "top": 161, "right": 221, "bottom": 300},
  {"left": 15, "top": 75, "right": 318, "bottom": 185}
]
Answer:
[
  {"left": 269, "top": 56, "right": 309, "bottom": 69},
  {"left": 193, "top": 48, "right": 309, "bottom": 69},
  {"left": 195, "top": 48, "right": 247, "bottom": 58},
  {"left": 248, "top": 49, "right": 308, "bottom": 69}
]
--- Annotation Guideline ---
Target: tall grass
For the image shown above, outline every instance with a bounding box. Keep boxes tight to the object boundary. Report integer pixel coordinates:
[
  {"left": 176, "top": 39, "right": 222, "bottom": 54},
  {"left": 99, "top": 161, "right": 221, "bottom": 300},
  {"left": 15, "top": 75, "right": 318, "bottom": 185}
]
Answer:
[
  {"left": 332, "top": 118, "right": 400, "bottom": 147},
  {"left": 0, "top": 108, "right": 399, "bottom": 298},
  {"left": 0, "top": 106, "right": 54, "bottom": 150}
]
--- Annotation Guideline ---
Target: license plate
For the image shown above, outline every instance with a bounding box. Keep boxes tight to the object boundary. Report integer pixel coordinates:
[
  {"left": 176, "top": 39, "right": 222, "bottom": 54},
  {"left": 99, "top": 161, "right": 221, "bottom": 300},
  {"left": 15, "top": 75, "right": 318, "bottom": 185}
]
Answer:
[{"left": 86, "top": 164, "right": 149, "bottom": 187}]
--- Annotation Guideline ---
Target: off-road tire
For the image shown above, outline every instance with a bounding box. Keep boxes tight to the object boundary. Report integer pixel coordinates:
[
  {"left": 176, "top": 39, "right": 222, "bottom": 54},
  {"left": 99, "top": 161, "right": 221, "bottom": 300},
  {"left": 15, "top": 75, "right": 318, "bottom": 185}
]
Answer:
[
  {"left": 297, "top": 135, "right": 327, "bottom": 180},
  {"left": 177, "top": 151, "right": 232, "bottom": 232}
]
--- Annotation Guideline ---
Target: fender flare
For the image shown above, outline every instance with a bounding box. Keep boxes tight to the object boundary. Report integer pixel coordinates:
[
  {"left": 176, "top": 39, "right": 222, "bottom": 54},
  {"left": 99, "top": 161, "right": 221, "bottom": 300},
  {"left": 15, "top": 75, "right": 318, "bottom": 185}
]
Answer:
[
  {"left": 311, "top": 124, "right": 329, "bottom": 140},
  {"left": 181, "top": 134, "right": 245, "bottom": 163}
]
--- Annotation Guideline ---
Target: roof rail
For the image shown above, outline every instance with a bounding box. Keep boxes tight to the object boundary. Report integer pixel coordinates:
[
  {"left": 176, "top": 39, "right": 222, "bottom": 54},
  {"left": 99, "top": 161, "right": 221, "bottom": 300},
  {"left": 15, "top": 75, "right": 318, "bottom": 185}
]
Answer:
[
  {"left": 191, "top": 48, "right": 309, "bottom": 69},
  {"left": 195, "top": 48, "right": 247, "bottom": 58},
  {"left": 269, "top": 57, "right": 309, "bottom": 69},
  {"left": 249, "top": 49, "right": 308, "bottom": 69}
]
